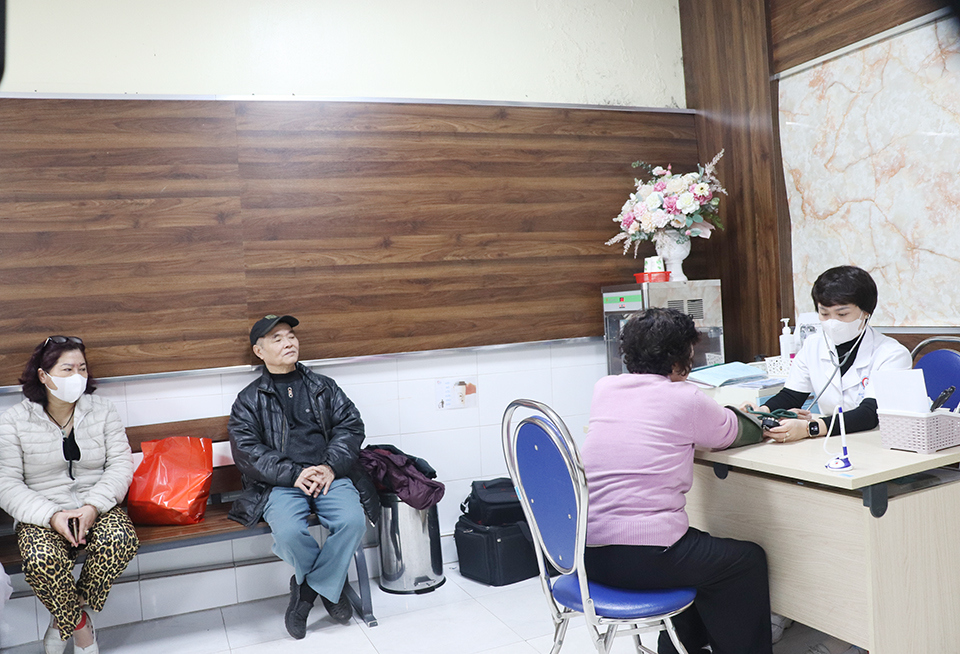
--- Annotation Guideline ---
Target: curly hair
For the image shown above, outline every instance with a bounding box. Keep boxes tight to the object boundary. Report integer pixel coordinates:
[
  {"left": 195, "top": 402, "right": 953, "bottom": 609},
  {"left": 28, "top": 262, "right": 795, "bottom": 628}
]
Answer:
[
  {"left": 620, "top": 307, "right": 700, "bottom": 376},
  {"left": 811, "top": 265, "right": 878, "bottom": 315},
  {"left": 19, "top": 338, "right": 97, "bottom": 408}
]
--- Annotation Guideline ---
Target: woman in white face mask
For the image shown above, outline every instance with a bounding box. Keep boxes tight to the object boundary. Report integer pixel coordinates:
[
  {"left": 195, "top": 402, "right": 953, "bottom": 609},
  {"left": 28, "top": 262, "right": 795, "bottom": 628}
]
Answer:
[
  {"left": 744, "top": 265, "right": 912, "bottom": 445},
  {"left": 0, "top": 337, "right": 139, "bottom": 654},
  {"left": 743, "top": 267, "right": 912, "bottom": 654}
]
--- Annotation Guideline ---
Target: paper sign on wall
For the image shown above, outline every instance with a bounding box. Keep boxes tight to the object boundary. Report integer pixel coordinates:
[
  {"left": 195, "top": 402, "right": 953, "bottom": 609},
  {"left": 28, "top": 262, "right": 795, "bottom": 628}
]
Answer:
[{"left": 436, "top": 378, "right": 478, "bottom": 410}]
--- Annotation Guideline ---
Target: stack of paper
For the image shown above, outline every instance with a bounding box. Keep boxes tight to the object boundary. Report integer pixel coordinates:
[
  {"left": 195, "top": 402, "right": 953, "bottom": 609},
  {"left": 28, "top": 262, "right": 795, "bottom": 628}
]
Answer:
[{"left": 688, "top": 362, "right": 766, "bottom": 387}]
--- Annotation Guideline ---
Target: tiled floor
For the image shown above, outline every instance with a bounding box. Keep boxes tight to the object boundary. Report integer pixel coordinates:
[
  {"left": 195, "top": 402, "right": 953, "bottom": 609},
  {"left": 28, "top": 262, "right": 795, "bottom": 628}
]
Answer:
[{"left": 0, "top": 565, "right": 842, "bottom": 654}]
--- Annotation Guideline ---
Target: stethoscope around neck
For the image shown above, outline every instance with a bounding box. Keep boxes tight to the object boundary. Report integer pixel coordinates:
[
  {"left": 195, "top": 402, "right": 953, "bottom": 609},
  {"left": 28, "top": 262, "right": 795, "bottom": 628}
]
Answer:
[
  {"left": 814, "top": 319, "right": 869, "bottom": 470},
  {"left": 810, "top": 316, "right": 869, "bottom": 411}
]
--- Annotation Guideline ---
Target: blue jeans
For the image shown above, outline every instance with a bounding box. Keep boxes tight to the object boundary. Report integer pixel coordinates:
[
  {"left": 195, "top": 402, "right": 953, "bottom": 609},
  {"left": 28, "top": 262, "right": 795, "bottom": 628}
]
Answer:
[{"left": 262, "top": 479, "right": 366, "bottom": 603}]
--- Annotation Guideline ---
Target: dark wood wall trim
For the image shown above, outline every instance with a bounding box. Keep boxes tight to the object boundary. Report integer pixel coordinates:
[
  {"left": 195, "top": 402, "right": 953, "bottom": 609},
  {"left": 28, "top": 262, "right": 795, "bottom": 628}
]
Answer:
[
  {"left": 769, "top": 0, "right": 951, "bottom": 73},
  {"left": 0, "top": 99, "right": 700, "bottom": 385},
  {"left": 679, "top": 0, "right": 792, "bottom": 362}
]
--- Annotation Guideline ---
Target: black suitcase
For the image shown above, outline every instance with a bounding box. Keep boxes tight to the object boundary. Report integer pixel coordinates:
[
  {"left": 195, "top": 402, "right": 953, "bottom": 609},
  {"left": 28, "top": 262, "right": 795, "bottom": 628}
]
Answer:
[
  {"left": 459, "top": 477, "right": 526, "bottom": 525},
  {"left": 454, "top": 515, "right": 539, "bottom": 586}
]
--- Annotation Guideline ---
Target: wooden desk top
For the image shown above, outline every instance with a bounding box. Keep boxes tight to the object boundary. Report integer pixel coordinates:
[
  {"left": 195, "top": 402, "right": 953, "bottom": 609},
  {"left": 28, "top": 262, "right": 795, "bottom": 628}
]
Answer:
[{"left": 695, "top": 430, "right": 960, "bottom": 491}]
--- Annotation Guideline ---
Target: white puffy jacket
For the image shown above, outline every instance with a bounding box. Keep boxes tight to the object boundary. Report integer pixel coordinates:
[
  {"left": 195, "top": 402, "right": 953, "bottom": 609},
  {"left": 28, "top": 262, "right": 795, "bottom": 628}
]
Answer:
[{"left": 0, "top": 394, "right": 133, "bottom": 528}]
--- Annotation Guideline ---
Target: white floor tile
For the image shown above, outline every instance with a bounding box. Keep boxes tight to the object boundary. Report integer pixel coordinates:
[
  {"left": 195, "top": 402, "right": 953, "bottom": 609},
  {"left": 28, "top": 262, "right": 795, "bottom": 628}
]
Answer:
[
  {"left": 477, "top": 641, "right": 541, "bottom": 654},
  {"left": 231, "top": 621, "right": 378, "bottom": 654},
  {"left": 359, "top": 598, "right": 522, "bottom": 654},
  {"left": 526, "top": 620, "right": 660, "bottom": 654},
  {"left": 475, "top": 581, "right": 555, "bottom": 640},
  {"left": 444, "top": 566, "right": 541, "bottom": 599},
  {"left": 366, "top": 577, "right": 471, "bottom": 619},
  {"left": 219, "top": 595, "right": 291, "bottom": 649},
  {"left": 224, "top": 594, "right": 379, "bottom": 653},
  {"left": 0, "top": 595, "right": 39, "bottom": 648},
  {"left": 94, "top": 608, "right": 230, "bottom": 654}
]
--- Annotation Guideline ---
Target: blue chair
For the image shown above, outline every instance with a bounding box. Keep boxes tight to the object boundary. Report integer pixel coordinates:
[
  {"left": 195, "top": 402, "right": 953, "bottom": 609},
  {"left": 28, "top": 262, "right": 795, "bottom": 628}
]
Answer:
[
  {"left": 501, "top": 399, "right": 695, "bottom": 654},
  {"left": 912, "top": 337, "right": 960, "bottom": 411}
]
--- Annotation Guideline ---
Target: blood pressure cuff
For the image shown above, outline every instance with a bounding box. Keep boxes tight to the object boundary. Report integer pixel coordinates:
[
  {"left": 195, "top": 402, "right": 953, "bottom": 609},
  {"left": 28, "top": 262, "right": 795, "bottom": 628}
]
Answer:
[{"left": 724, "top": 406, "right": 765, "bottom": 449}]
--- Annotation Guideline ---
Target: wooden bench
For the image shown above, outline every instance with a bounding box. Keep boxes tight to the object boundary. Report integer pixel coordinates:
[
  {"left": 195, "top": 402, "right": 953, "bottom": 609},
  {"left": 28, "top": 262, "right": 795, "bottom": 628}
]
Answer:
[{"left": 0, "top": 415, "right": 378, "bottom": 627}]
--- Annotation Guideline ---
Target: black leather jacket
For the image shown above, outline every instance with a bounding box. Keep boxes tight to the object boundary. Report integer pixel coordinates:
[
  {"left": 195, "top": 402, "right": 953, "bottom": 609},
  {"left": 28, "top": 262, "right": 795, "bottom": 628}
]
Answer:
[{"left": 227, "top": 363, "right": 380, "bottom": 527}]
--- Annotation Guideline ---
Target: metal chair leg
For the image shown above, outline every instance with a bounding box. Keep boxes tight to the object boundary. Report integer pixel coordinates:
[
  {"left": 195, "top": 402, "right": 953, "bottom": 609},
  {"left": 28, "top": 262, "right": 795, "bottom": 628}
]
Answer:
[{"left": 344, "top": 544, "right": 377, "bottom": 627}]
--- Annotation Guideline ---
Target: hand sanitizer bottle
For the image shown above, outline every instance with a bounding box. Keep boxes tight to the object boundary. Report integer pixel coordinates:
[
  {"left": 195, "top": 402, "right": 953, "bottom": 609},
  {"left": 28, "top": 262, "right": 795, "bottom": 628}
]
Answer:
[{"left": 779, "top": 318, "right": 796, "bottom": 360}]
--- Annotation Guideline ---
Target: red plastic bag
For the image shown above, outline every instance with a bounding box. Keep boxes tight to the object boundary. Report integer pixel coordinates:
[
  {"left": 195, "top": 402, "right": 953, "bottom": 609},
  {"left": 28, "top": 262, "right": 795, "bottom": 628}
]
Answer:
[{"left": 127, "top": 437, "right": 213, "bottom": 525}]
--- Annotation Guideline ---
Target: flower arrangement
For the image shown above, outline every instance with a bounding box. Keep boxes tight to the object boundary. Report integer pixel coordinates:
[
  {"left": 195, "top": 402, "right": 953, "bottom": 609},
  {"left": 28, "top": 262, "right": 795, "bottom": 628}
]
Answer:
[{"left": 606, "top": 150, "right": 727, "bottom": 257}]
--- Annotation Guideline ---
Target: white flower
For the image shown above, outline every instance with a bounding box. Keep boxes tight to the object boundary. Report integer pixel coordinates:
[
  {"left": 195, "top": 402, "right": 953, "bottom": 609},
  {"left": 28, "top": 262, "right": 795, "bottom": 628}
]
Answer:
[
  {"left": 640, "top": 212, "right": 657, "bottom": 233},
  {"left": 627, "top": 221, "right": 640, "bottom": 234},
  {"left": 637, "top": 184, "right": 656, "bottom": 199},
  {"left": 692, "top": 182, "right": 710, "bottom": 197},
  {"left": 651, "top": 209, "right": 672, "bottom": 229},
  {"left": 644, "top": 193, "right": 663, "bottom": 210},
  {"left": 665, "top": 176, "right": 688, "bottom": 195},
  {"left": 651, "top": 166, "right": 667, "bottom": 176},
  {"left": 670, "top": 216, "right": 687, "bottom": 229},
  {"left": 677, "top": 192, "right": 699, "bottom": 214},
  {"left": 683, "top": 173, "right": 699, "bottom": 185}
]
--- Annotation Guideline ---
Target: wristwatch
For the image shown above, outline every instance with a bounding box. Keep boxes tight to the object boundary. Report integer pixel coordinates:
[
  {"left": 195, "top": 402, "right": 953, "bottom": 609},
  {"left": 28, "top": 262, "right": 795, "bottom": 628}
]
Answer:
[{"left": 807, "top": 420, "right": 821, "bottom": 437}]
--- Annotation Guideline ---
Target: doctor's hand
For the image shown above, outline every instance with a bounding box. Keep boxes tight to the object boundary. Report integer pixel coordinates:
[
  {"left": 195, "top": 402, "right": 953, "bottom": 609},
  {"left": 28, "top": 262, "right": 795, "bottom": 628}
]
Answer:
[{"left": 765, "top": 418, "right": 811, "bottom": 443}]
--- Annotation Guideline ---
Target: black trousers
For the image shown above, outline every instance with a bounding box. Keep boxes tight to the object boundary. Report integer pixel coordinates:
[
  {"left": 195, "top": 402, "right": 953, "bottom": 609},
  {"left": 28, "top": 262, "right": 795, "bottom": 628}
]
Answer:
[{"left": 583, "top": 527, "right": 772, "bottom": 654}]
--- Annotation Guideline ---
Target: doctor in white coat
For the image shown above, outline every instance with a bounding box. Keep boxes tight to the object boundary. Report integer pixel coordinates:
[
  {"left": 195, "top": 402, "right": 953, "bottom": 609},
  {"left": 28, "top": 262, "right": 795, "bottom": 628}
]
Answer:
[
  {"left": 747, "top": 266, "right": 911, "bottom": 654},
  {"left": 747, "top": 265, "right": 911, "bottom": 444}
]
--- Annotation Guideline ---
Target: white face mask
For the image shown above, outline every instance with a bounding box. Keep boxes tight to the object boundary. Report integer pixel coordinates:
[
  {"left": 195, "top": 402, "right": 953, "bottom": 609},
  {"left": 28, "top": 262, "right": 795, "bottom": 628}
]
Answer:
[
  {"left": 45, "top": 372, "right": 87, "bottom": 404},
  {"left": 821, "top": 313, "right": 867, "bottom": 347}
]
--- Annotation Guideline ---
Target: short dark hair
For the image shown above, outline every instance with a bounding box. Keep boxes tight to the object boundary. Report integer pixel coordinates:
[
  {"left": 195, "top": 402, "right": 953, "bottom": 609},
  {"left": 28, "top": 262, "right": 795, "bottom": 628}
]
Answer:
[
  {"left": 19, "top": 338, "right": 97, "bottom": 408},
  {"left": 811, "top": 266, "right": 878, "bottom": 315},
  {"left": 620, "top": 307, "right": 700, "bottom": 376}
]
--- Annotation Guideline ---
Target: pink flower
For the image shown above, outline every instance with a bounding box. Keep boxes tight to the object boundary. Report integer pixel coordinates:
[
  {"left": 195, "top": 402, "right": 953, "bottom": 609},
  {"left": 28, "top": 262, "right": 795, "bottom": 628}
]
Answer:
[
  {"left": 662, "top": 195, "right": 679, "bottom": 214},
  {"left": 621, "top": 212, "right": 635, "bottom": 229},
  {"left": 653, "top": 180, "right": 667, "bottom": 193}
]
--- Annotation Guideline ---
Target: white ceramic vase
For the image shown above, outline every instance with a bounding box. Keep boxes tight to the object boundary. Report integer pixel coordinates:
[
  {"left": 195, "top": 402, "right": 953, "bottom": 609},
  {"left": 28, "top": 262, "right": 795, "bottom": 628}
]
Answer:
[{"left": 654, "top": 230, "right": 692, "bottom": 282}]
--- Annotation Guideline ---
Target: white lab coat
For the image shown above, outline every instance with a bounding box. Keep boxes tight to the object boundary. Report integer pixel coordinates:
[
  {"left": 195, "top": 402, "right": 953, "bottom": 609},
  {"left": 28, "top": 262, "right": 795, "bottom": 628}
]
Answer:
[{"left": 784, "top": 325, "right": 912, "bottom": 415}]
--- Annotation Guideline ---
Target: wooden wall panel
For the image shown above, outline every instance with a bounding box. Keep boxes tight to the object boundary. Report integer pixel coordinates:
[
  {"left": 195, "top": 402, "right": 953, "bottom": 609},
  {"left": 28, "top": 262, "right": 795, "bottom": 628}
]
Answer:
[
  {"left": 236, "top": 102, "right": 701, "bottom": 362},
  {"left": 0, "top": 99, "right": 248, "bottom": 383},
  {"left": 679, "top": 0, "right": 792, "bottom": 362},
  {"left": 0, "top": 99, "right": 700, "bottom": 383},
  {"left": 769, "top": 0, "right": 951, "bottom": 72}
]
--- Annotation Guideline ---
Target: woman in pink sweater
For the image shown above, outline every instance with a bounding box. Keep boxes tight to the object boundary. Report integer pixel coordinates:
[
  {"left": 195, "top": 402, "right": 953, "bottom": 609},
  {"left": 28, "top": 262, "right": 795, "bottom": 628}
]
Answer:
[{"left": 581, "top": 308, "right": 771, "bottom": 654}]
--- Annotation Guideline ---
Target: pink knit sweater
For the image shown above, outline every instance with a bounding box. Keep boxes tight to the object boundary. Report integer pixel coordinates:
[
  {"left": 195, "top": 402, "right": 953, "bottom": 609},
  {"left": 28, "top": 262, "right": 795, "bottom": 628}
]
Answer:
[{"left": 581, "top": 373, "right": 738, "bottom": 548}]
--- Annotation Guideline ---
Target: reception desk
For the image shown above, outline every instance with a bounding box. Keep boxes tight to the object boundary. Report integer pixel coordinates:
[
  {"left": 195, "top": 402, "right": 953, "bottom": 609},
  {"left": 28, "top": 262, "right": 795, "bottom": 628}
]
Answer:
[{"left": 686, "top": 432, "right": 960, "bottom": 654}]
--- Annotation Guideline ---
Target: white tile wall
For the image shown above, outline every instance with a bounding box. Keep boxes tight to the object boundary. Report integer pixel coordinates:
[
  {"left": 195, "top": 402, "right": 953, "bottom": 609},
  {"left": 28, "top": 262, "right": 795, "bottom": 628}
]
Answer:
[
  {"left": 95, "top": 579, "right": 143, "bottom": 629},
  {"left": 0, "top": 338, "right": 609, "bottom": 645},
  {"left": 140, "top": 567, "right": 238, "bottom": 619},
  {"left": 137, "top": 541, "right": 234, "bottom": 576},
  {"left": 235, "top": 559, "right": 290, "bottom": 603}
]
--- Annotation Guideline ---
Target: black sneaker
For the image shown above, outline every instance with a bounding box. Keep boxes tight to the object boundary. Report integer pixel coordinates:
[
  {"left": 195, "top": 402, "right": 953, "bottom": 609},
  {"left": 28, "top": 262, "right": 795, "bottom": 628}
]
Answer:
[
  {"left": 284, "top": 576, "right": 314, "bottom": 639},
  {"left": 320, "top": 584, "right": 353, "bottom": 624}
]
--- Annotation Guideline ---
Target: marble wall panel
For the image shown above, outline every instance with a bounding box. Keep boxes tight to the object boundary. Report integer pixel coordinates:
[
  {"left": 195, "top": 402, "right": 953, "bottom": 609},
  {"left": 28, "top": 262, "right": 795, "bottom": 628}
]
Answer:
[{"left": 779, "top": 17, "right": 960, "bottom": 325}]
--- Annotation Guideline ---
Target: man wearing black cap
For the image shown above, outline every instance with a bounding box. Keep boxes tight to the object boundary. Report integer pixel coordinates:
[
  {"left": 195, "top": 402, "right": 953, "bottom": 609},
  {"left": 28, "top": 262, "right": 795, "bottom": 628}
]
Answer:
[{"left": 227, "top": 314, "right": 379, "bottom": 639}]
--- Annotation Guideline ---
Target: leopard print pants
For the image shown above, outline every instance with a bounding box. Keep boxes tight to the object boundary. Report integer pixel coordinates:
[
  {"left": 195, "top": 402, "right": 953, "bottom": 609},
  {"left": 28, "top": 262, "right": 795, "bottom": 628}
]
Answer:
[{"left": 16, "top": 506, "right": 139, "bottom": 640}]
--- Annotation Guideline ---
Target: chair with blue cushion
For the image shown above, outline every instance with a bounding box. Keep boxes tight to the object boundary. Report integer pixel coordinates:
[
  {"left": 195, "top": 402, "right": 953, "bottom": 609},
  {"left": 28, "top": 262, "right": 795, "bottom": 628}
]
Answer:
[
  {"left": 501, "top": 399, "right": 694, "bottom": 654},
  {"left": 912, "top": 337, "right": 960, "bottom": 411}
]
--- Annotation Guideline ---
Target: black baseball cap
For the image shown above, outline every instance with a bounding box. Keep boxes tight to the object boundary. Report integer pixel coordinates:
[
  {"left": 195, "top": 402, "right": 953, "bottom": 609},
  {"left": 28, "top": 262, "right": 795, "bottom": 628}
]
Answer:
[{"left": 249, "top": 314, "right": 299, "bottom": 345}]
